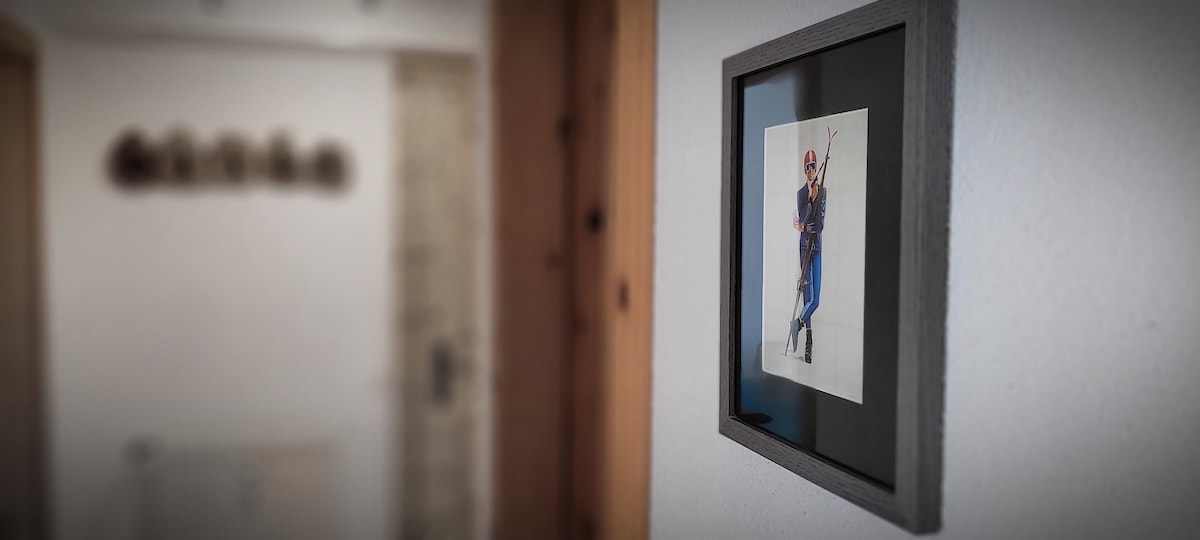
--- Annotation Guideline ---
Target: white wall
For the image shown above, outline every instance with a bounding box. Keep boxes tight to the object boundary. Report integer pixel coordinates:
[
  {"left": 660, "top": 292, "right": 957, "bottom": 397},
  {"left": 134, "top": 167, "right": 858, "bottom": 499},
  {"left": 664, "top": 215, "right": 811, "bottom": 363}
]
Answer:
[
  {"left": 653, "top": 1, "right": 1200, "bottom": 539},
  {"left": 41, "top": 35, "right": 395, "bottom": 539}
]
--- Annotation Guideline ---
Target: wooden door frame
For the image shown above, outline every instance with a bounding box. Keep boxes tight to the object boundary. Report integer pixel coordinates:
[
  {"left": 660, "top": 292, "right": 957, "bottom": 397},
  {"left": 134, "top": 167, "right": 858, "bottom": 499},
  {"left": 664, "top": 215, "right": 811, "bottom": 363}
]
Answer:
[
  {"left": 0, "top": 13, "right": 46, "bottom": 540},
  {"left": 491, "top": 1, "right": 654, "bottom": 539}
]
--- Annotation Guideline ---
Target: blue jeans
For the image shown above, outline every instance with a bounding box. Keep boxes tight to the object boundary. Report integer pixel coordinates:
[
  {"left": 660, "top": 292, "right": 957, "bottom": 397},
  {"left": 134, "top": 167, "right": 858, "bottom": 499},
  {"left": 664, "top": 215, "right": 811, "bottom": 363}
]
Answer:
[{"left": 800, "top": 250, "right": 822, "bottom": 325}]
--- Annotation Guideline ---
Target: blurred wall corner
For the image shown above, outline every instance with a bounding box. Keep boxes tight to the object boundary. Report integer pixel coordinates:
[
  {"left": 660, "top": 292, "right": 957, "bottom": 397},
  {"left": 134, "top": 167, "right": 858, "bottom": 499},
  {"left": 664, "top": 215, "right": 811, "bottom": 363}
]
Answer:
[
  {"left": 0, "top": 0, "right": 45, "bottom": 35},
  {"left": 0, "top": 10, "right": 46, "bottom": 540}
]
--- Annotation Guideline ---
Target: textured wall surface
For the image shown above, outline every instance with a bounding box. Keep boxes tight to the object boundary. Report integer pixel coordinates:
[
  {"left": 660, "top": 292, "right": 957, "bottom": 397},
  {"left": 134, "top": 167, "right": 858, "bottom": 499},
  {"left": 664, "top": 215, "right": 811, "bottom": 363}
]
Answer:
[{"left": 652, "top": 1, "right": 1200, "bottom": 538}]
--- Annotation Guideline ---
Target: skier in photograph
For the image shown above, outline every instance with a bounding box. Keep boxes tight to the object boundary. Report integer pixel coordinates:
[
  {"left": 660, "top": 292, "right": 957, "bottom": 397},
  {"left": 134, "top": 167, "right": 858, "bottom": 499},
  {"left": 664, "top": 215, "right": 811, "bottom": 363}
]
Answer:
[{"left": 787, "top": 127, "right": 835, "bottom": 363}]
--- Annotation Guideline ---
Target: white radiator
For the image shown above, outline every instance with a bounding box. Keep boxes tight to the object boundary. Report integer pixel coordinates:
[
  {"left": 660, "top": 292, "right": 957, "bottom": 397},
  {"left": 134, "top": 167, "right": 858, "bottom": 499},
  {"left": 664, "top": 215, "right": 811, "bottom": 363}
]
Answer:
[{"left": 128, "top": 439, "right": 335, "bottom": 540}]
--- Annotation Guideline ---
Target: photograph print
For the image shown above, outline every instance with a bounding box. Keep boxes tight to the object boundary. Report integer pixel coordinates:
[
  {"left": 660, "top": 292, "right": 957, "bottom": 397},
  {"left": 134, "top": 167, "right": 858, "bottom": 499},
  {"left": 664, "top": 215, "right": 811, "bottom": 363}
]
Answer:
[{"left": 761, "top": 108, "right": 868, "bottom": 404}]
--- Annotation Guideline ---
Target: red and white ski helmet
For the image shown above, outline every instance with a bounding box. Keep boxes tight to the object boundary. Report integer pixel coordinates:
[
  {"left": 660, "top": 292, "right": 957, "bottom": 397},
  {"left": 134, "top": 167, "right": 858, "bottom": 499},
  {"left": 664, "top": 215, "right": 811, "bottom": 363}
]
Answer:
[{"left": 804, "top": 150, "right": 818, "bottom": 169}]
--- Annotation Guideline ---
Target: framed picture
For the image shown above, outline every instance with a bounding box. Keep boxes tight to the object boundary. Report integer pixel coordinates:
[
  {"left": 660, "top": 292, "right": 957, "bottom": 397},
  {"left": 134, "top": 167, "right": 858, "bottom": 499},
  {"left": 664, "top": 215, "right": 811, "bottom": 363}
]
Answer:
[{"left": 718, "top": 0, "right": 955, "bottom": 533}]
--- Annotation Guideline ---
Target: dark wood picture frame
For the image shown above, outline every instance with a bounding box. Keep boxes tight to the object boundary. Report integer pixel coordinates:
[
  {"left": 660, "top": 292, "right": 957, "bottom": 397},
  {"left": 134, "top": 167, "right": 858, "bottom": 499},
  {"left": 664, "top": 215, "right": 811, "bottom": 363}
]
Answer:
[{"left": 718, "top": 0, "right": 954, "bottom": 533}]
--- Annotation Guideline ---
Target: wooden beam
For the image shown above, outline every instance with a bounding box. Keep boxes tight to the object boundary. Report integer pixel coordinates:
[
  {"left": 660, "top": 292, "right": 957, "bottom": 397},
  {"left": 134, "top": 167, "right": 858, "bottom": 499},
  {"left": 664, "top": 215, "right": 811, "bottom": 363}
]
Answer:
[
  {"left": 491, "top": 2, "right": 654, "bottom": 538},
  {"left": 491, "top": 2, "right": 571, "bottom": 539},
  {"left": 567, "top": 0, "right": 614, "bottom": 538},
  {"left": 599, "top": 0, "right": 655, "bottom": 538}
]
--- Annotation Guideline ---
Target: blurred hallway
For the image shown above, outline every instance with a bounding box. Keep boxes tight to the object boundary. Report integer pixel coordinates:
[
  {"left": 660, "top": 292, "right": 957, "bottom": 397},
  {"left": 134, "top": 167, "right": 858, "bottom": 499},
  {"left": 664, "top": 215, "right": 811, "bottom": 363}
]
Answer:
[
  {"left": 0, "top": 1, "right": 654, "bottom": 539},
  {"left": 0, "top": 1, "right": 490, "bottom": 538}
]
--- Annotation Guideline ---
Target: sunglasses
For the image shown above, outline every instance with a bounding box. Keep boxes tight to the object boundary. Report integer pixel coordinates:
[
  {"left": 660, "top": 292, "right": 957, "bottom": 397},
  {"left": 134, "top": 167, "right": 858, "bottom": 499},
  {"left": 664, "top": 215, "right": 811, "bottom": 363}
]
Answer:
[{"left": 804, "top": 163, "right": 817, "bottom": 171}]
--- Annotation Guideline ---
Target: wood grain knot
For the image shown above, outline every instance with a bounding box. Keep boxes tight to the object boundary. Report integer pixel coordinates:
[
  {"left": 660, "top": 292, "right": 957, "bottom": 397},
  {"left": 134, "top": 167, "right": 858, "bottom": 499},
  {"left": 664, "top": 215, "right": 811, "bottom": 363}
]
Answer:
[{"left": 585, "top": 206, "right": 604, "bottom": 233}]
